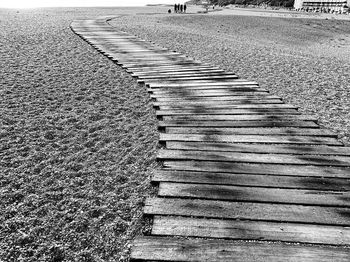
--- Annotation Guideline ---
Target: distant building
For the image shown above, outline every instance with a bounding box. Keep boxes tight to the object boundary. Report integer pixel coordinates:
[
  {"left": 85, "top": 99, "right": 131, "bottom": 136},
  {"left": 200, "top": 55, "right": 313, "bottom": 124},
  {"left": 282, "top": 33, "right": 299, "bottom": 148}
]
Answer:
[{"left": 294, "top": 0, "right": 349, "bottom": 12}]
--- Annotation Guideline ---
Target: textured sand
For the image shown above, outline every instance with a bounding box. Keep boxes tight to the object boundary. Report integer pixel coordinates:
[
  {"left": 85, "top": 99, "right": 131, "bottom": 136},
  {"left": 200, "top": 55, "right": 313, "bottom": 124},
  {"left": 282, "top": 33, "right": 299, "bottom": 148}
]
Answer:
[{"left": 0, "top": 7, "right": 164, "bottom": 262}]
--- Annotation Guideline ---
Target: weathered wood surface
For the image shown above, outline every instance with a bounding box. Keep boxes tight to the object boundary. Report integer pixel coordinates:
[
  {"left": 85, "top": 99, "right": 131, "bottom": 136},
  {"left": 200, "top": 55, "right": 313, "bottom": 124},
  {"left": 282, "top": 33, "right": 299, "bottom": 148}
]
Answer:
[
  {"left": 164, "top": 127, "right": 335, "bottom": 136},
  {"left": 71, "top": 17, "right": 350, "bottom": 261},
  {"left": 158, "top": 182, "right": 350, "bottom": 206},
  {"left": 161, "top": 114, "right": 317, "bottom": 121},
  {"left": 159, "top": 133, "right": 340, "bottom": 145},
  {"left": 151, "top": 91, "right": 271, "bottom": 97},
  {"left": 163, "top": 161, "right": 350, "bottom": 178},
  {"left": 165, "top": 142, "right": 349, "bottom": 155},
  {"left": 152, "top": 216, "right": 350, "bottom": 245},
  {"left": 154, "top": 96, "right": 282, "bottom": 102},
  {"left": 156, "top": 103, "right": 297, "bottom": 109},
  {"left": 131, "top": 236, "right": 350, "bottom": 262},
  {"left": 144, "top": 198, "right": 350, "bottom": 225},
  {"left": 152, "top": 170, "right": 350, "bottom": 191},
  {"left": 157, "top": 108, "right": 301, "bottom": 115},
  {"left": 158, "top": 149, "right": 350, "bottom": 166}
]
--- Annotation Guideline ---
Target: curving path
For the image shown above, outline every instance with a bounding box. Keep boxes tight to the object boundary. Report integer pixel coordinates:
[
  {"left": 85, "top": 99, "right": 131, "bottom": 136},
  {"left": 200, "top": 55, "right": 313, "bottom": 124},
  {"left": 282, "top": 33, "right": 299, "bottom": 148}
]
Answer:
[{"left": 71, "top": 16, "right": 350, "bottom": 261}]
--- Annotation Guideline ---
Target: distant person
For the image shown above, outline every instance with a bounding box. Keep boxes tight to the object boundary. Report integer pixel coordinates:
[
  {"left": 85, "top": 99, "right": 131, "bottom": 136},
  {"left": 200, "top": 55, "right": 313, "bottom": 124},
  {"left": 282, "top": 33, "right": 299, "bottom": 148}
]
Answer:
[
  {"left": 168, "top": 9, "right": 171, "bottom": 14},
  {"left": 184, "top": 4, "right": 187, "bottom": 13},
  {"left": 174, "top": 4, "right": 177, "bottom": 13},
  {"left": 180, "top": 4, "right": 183, "bottom": 13}
]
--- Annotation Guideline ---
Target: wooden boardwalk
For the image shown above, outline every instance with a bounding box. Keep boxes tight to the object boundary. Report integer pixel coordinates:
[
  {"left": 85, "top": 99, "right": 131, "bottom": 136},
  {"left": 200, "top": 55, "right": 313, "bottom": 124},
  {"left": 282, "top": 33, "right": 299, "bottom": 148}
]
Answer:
[{"left": 71, "top": 17, "right": 350, "bottom": 261}]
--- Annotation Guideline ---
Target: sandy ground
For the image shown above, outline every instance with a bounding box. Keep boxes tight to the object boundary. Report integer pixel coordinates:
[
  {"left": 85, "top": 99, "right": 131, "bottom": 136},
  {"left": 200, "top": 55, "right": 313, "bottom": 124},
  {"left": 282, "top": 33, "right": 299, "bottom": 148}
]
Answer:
[
  {"left": 111, "top": 8, "right": 350, "bottom": 144},
  {"left": 0, "top": 7, "right": 163, "bottom": 262}
]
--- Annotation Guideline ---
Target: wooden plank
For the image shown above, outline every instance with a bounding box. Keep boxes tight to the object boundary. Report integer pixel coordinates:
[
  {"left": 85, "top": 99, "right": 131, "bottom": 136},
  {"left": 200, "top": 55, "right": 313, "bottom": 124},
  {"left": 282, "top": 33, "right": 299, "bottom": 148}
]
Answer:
[
  {"left": 151, "top": 86, "right": 266, "bottom": 92},
  {"left": 111, "top": 52, "right": 184, "bottom": 57},
  {"left": 148, "top": 80, "right": 258, "bottom": 88},
  {"left": 129, "top": 65, "right": 220, "bottom": 73},
  {"left": 151, "top": 91, "right": 270, "bottom": 97},
  {"left": 133, "top": 69, "right": 225, "bottom": 76},
  {"left": 158, "top": 182, "right": 350, "bottom": 207},
  {"left": 138, "top": 75, "right": 239, "bottom": 82},
  {"left": 166, "top": 142, "right": 349, "bottom": 155},
  {"left": 160, "top": 134, "right": 340, "bottom": 145},
  {"left": 157, "top": 109, "right": 300, "bottom": 115},
  {"left": 152, "top": 216, "right": 350, "bottom": 245},
  {"left": 165, "top": 127, "right": 335, "bottom": 137},
  {"left": 159, "top": 120, "right": 319, "bottom": 128},
  {"left": 150, "top": 88, "right": 263, "bottom": 94},
  {"left": 163, "top": 160, "right": 350, "bottom": 178},
  {"left": 137, "top": 72, "right": 234, "bottom": 78},
  {"left": 115, "top": 57, "right": 194, "bottom": 64},
  {"left": 119, "top": 61, "right": 199, "bottom": 68},
  {"left": 152, "top": 170, "right": 350, "bottom": 191},
  {"left": 154, "top": 100, "right": 284, "bottom": 106},
  {"left": 153, "top": 95, "right": 280, "bottom": 100},
  {"left": 131, "top": 236, "right": 350, "bottom": 262},
  {"left": 116, "top": 56, "right": 187, "bottom": 62},
  {"left": 161, "top": 115, "right": 317, "bottom": 122},
  {"left": 158, "top": 149, "right": 349, "bottom": 166},
  {"left": 157, "top": 103, "right": 297, "bottom": 110},
  {"left": 144, "top": 198, "right": 350, "bottom": 225},
  {"left": 148, "top": 81, "right": 258, "bottom": 88},
  {"left": 121, "top": 62, "right": 204, "bottom": 68},
  {"left": 131, "top": 69, "right": 224, "bottom": 75}
]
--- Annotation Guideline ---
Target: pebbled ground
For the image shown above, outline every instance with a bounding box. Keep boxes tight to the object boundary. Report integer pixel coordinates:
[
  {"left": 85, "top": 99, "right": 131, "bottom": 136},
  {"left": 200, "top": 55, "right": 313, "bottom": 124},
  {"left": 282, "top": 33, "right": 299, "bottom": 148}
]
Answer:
[{"left": 0, "top": 7, "right": 161, "bottom": 262}]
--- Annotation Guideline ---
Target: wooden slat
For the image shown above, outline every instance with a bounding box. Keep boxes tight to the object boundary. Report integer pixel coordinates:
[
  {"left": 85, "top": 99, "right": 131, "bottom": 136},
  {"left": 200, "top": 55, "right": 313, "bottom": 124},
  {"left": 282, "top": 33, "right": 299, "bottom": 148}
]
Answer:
[
  {"left": 152, "top": 86, "right": 266, "bottom": 92},
  {"left": 144, "top": 198, "right": 350, "bottom": 225},
  {"left": 131, "top": 236, "right": 350, "bottom": 262},
  {"left": 166, "top": 142, "right": 349, "bottom": 155},
  {"left": 157, "top": 103, "right": 296, "bottom": 109},
  {"left": 163, "top": 160, "right": 350, "bottom": 178},
  {"left": 115, "top": 57, "right": 194, "bottom": 64},
  {"left": 161, "top": 115, "right": 316, "bottom": 122},
  {"left": 148, "top": 80, "right": 259, "bottom": 88},
  {"left": 157, "top": 109, "right": 300, "bottom": 115},
  {"left": 150, "top": 89, "right": 264, "bottom": 94},
  {"left": 158, "top": 149, "right": 350, "bottom": 166},
  {"left": 138, "top": 75, "right": 239, "bottom": 82},
  {"left": 158, "top": 182, "right": 350, "bottom": 207},
  {"left": 165, "top": 127, "right": 335, "bottom": 136},
  {"left": 154, "top": 100, "right": 284, "bottom": 106},
  {"left": 152, "top": 170, "right": 350, "bottom": 191},
  {"left": 134, "top": 69, "right": 225, "bottom": 76},
  {"left": 160, "top": 134, "right": 340, "bottom": 145},
  {"left": 121, "top": 62, "right": 204, "bottom": 68},
  {"left": 152, "top": 216, "right": 350, "bottom": 245},
  {"left": 129, "top": 65, "right": 220, "bottom": 73},
  {"left": 151, "top": 91, "right": 270, "bottom": 97},
  {"left": 149, "top": 83, "right": 259, "bottom": 89},
  {"left": 153, "top": 95, "right": 281, "bottom": 101},
  {"left": 137, "top": 71, "right": 235, "bottom": 78},
  {"left": 159, "top": 120, "right": 319, "bottom": 128}
]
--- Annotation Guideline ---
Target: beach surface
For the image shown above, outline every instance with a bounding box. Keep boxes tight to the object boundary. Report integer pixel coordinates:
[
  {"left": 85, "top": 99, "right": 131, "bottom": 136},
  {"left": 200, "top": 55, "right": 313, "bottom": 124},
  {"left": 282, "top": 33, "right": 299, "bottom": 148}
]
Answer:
[
  {"left": 0, "top": 7, "right": 162, "bottom": 262},
  {"left": 1, "top": 5, "right": 350, "bottom": 262}
]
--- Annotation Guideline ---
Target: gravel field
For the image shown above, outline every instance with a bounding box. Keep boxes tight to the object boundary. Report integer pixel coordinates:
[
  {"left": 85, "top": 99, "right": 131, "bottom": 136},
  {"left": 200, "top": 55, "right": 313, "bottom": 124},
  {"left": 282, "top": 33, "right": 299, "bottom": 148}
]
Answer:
[
  {"left": 111, "top": 11, "right": 350, "bottom": 144},
  {"left": 0, "top": 7, "right": 161, "bottom": 262}
]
